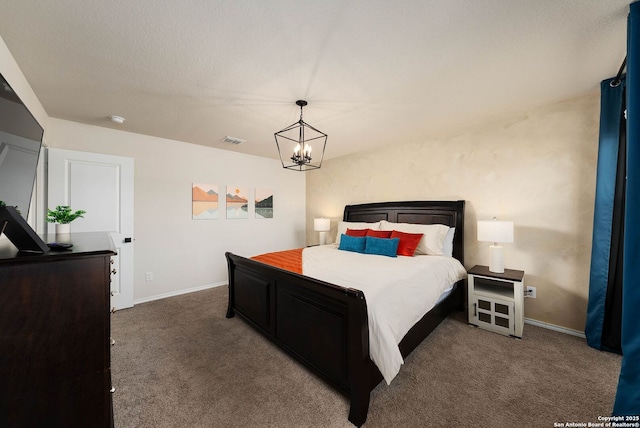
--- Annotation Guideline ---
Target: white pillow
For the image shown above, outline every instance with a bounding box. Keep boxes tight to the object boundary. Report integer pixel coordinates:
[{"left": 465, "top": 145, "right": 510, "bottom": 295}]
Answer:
[
  {"left": 380, "top": 221, "right": 450, "bottom": 255},
  {"left": 442, "top": 227, "right": 455, "bottom": 257},
  {"left": 335, "top": 221, "right": 381, "bottom": 245}
]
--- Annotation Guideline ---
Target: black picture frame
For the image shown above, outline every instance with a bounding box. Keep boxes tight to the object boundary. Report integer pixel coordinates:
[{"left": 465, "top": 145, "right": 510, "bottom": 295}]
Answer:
[{"left": 0, "top": 206, "right": 48, "bottom": 253}]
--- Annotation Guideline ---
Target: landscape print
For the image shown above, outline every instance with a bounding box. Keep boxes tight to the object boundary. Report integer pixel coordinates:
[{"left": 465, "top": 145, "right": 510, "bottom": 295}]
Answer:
[
  {"left": 192, "top": 183, "right": 218, "bottom": 219},
  {"left": 226, "top": 186, "right": 249, "bottom": 219},
  {"left": 255, "top": 188, "right": 273, "bottom": 219}
]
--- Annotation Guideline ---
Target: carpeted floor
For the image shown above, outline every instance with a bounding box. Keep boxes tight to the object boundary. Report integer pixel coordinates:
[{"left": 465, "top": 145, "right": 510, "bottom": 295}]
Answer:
[{"left": 111, "top": 286, "right": 621, "bottom": 427}]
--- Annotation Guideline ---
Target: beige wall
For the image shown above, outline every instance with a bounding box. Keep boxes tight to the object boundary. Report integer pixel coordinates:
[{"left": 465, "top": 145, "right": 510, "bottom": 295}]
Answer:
[{"left": 306, "top": 93, "right": 600, "bottom": 332}]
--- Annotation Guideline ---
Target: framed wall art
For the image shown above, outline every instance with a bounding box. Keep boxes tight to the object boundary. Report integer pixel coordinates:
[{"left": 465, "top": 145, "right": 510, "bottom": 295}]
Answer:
[
  {"left": 226, "top": 186, "right": 249, "bottom": 219},
  {"left": 192, "top": 183, "right": 218, "bottom": 219},
  {"left": 255, "top": 188, "right": 273, "bottom": 219}
]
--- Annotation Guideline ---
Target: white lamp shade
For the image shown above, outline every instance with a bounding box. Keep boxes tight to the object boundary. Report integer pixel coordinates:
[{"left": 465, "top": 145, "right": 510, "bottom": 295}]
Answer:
[
  {"left": 477, "top": 220, "right": 514, "bottom": 244},
  {"left": 314, "top": 218, "right": 331, "bottom": 232}
]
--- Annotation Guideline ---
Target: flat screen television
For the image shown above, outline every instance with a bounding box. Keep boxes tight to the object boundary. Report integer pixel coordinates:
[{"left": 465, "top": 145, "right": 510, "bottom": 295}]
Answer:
[
  {"left": 0, "top": 73, "right": 48, "bottom": 253},
  {"left": 0, "top": 72, "right": 44, "bottom": 219}
]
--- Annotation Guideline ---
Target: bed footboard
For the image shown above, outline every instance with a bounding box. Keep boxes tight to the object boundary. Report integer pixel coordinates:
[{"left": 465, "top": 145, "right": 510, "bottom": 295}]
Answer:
[{"left": 225, "top": 252, "right": 373, "bottom": 426}]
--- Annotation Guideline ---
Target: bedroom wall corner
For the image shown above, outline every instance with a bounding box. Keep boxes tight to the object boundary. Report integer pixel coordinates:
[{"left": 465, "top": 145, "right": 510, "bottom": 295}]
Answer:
[{"left": 306, "top": 93, "right": 600, "bottom": 333}]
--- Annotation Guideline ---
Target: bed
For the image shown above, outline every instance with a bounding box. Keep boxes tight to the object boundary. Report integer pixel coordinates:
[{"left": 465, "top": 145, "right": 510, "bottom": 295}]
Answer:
[{"left": 225, "top": 200, "right": 465, "bottom": 426}]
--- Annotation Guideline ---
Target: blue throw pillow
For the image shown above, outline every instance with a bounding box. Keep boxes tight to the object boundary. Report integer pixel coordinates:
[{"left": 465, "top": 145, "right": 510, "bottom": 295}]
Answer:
[
  {"left": 338, "top": 234, "right": 366, "bottom": 253},
  {"left": 364, "top": 236, "right": 399, "bottom": 257}
]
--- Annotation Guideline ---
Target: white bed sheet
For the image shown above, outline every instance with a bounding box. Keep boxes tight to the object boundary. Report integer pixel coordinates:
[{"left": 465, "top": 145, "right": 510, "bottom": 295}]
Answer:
[{"left": 302, "top": 245, "right": 466, "bottom": 384}]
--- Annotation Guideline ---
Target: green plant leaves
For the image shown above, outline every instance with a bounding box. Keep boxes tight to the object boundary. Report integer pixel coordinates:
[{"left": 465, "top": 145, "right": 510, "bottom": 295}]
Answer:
[{"left": 46, "top": 205, "right": 86, "bottom": 224}]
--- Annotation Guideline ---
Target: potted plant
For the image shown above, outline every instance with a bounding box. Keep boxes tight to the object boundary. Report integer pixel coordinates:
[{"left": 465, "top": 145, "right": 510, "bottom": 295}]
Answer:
[{"left": 47, "top": 205, "right": 86, "bottom": 234}]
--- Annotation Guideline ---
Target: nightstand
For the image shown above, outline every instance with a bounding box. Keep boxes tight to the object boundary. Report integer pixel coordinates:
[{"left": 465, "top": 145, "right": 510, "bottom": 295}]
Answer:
[{"left": 467, "top": 265, "right": 525, "bottom": 338}]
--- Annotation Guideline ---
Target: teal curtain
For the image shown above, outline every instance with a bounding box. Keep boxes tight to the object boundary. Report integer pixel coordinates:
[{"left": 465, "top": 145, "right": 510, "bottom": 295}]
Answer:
[
  {"left": 585, "top": 76, "right": 625, "bottom": 353},
  {"left": 613, "top": 0, "right": 640, "bottom": 415}
]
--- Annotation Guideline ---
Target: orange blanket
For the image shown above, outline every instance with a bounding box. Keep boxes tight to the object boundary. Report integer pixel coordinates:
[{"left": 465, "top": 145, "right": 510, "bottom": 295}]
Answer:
[{"left": 251, "top": 248, "right": 304, "bottom": 274}]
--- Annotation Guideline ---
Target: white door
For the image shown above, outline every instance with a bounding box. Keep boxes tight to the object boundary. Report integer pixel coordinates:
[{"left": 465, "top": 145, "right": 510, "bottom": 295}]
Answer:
[{"left": 48, "top": 148, "right": 134, "bottom": 309}]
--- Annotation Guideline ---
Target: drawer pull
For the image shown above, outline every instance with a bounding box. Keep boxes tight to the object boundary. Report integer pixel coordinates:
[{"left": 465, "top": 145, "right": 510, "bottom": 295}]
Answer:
[
  {"left": 110, "top": 387, "right": 116, "bottom": 393},
  {"left": 110, "top": 337, "right": 116, "bottom": 346},
  {"left": 111, "top": 268, "right": 117, "bottom": 275},
  {"left": 110, "top": 259, "right": 115, "bottom": 265},
  {"left": 474, "top": 303, "right": 477, "bottom": 317},
  {"left": 111, "top": 307, "right": 117, "bottom": 314},
  {"left": 110, "top": 291, "right": 116, "bottom": 297}
]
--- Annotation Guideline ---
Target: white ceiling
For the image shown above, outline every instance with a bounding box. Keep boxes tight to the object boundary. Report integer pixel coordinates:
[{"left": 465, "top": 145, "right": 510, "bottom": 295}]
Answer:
[{"left": 0, "top": 1, "right": 630, "bottom": 161}]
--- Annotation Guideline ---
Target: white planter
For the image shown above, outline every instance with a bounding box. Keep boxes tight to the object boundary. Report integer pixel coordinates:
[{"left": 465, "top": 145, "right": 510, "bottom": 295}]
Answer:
[{"left": 55, "top": 223, "right": 71, "bottom": 236}]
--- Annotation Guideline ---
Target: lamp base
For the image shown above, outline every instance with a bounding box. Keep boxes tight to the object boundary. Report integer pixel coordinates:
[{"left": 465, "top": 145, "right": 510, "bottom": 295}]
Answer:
[
  {"left": 319, "top": 231, "right": 327, "bottom": 246},
  {"left": 489, "top": 244, "right": 505, "bottom": 273}
]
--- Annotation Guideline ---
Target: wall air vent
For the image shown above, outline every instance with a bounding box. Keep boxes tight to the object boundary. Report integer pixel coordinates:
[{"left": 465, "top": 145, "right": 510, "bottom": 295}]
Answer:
[{"left": 222, "top": 136, "right": 246, "bottom": 145}]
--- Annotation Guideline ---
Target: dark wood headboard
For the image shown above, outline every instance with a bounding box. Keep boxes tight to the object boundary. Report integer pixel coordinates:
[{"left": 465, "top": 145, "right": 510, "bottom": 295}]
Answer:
[{"left": 343, "top": 200, "right": 465, "bottom": 265}]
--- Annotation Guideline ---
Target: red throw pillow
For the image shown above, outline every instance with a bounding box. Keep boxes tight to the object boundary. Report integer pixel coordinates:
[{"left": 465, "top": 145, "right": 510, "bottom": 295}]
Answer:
[
  {"left": 346, "top": 228, "right": 368, "bottom": 237},
  {"left": 366, "top": 229, "right": 392, "bottom": 238},
  {"left": 390, "top": 230, "right": 424, "bottom": 256}
]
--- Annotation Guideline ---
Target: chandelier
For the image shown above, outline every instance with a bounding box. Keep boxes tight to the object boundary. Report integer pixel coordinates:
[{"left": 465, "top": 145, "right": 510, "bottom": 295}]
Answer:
[{"left": 274, "top": 100, "right": 327, "bottom": 171}]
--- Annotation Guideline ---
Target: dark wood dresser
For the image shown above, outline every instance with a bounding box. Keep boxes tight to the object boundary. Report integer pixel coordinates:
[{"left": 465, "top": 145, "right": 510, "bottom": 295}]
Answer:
[{"left": 0, "top": 232, "right": 116, "bottom": 427}]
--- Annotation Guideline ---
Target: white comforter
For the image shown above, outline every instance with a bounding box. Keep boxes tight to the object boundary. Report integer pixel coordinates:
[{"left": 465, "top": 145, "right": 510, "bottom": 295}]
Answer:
[{"left": 302, "top": 245, "right": 466, "bottom": 384}]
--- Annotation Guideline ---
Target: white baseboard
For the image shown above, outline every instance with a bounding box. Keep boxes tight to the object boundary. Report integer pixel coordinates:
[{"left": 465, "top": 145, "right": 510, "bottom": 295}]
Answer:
[
  {"left": 133, "top": 281, "right": 227, "bottom": 305},
  {"left": 524, "top": 317, "right": 585, "bottom": 338}
]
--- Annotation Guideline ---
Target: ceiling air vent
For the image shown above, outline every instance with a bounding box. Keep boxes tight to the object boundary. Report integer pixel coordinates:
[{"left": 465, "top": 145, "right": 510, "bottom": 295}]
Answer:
[{"left": 222, "top": 136, "right": 246, "bottom": 145}]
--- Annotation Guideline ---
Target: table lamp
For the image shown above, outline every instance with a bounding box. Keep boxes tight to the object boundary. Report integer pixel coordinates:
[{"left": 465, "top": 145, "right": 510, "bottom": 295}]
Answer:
[
  {"left": 314, "top": 218, "right": 331, "bottom": 245},
  {"left": 477, "top": 218, "right": 514, "bottom": 273}
]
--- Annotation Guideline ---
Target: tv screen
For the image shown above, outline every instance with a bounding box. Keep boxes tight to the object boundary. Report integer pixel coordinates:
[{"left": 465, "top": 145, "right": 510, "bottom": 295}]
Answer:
[{"left": 0, "top": 73, "right": 44, "bottom": 220}]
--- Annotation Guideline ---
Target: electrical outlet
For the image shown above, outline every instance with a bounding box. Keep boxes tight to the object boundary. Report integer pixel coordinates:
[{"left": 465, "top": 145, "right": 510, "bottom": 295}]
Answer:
[
  {"left": 145, "top": 272, "right": 153, "bottom": 281},
  {"left": 526, "top": 286, "right": 536, "bottom": 299}
]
